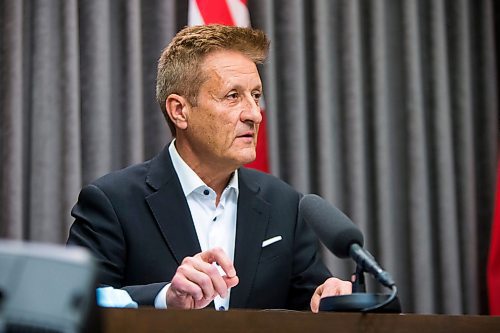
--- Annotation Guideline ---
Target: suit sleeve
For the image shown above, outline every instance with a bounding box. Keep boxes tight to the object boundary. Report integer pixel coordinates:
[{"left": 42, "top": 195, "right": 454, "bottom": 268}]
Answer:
[
  {"left": 287, "top": 197, "right": 332, "bottom": 310},
  {"left": 67, "top": 184, "right": 167, "bottom": 305}
]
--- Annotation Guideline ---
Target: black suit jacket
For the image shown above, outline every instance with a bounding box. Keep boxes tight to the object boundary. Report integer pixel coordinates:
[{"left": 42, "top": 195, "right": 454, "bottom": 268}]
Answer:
[{"left": 67, "top": 146, "right": 330, "bottom": 309}]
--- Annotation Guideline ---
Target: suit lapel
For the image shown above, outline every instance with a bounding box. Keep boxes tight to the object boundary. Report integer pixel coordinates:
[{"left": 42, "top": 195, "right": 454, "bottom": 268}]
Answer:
[
  {"left": 145, "top": 146, "right": 201, "bottom": 265},
  {"left": 230, "top": 170, "right": 270, "bottom": 308}
]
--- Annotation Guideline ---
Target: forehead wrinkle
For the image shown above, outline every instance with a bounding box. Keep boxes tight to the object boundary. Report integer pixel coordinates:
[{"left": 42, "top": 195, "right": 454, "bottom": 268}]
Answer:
[
  {"left": 217, "top": 69, "right": 262, "bottom": 91},
  {"left": 201, "top": 54, "right": 262, "bottom": 95}
]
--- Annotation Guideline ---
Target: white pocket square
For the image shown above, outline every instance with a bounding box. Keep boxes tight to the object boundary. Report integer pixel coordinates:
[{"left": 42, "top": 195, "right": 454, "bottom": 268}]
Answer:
[{"left": 262, "top": 236, "right": 282, "bottom": 248}]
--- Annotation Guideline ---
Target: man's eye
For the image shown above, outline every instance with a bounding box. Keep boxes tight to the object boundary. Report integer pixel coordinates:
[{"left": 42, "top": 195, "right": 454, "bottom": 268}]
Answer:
[
  {"left": 252, "top": 93, "right": 262, "bottom": 105},
  {"left": 252, "top": 92, "right": 262, "bottom": 100},
  {"left": 227, "top": 93, "right": 238, "bottom": 100}
]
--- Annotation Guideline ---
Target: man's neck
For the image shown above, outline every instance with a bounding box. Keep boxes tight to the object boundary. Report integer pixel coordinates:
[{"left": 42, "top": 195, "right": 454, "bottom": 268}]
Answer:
[{"left": 174, "top": 140, "right": 237, "bottom": 203}]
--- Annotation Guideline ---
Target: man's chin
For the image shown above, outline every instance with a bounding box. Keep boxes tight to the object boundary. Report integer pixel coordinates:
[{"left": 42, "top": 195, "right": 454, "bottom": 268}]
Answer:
[
  {"left": 237, "top": 153, "right": 257, "bottom": 167},
  {"left": 243, "top": 159, "right": 257, "bottom": 167},
  {"left": 225, "top": 147, "right": 256, "bottom": 167}
]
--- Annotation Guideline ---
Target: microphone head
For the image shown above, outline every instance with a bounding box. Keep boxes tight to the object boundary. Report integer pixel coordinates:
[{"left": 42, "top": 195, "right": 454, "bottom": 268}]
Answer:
[{"left": 299, "top": 194, "right": 364, "bottom": 258}]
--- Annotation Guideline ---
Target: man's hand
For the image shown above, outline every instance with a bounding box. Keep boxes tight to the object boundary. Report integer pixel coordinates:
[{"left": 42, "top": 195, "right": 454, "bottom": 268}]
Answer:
[
  {"left": 166, "top": 247, "right": 239, "bottom": 309},
  {"left": 310, "top": 277, "right": 352, "bottom": 313}
]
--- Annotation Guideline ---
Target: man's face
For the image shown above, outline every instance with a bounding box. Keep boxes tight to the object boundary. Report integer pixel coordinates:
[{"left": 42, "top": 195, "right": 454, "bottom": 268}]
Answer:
[{"left": 182, "top": 50, "right": 263, "bottom": 171}]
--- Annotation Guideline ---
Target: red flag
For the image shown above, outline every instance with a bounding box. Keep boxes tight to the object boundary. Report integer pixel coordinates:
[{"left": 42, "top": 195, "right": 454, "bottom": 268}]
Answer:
[
  {"left": 188, "top": 0, "right": 270, "bottom": 173},
  {"left": 488, "top": 159, "right": 500, "bottom": 314}
]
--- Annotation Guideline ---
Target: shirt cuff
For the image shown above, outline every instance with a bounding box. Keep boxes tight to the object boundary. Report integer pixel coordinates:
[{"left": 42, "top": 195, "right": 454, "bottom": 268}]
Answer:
[
  {"left": 96, "top": 287, "right": 139, "bottom": 308},
  {"left": 154, "top": 283, "right": 171, "bottom": 309}
]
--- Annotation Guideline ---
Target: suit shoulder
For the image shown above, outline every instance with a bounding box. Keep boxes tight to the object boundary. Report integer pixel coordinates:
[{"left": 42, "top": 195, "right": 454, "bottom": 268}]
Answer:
[{"left": 89, "top": 159, "right": 151, "bottom": 193}]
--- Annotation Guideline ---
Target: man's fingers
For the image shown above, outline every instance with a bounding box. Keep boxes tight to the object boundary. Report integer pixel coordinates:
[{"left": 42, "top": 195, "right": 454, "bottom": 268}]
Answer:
[
  {"left": 168, "top": 249, "right": 238, "bottom": 309},
  {"left": 223, "top": 275, "right": 239, "bottom": 289},
  {"left": 197, "top": 247, "right": 236, "bottom": 278},
  {"left": 170, "top": 273, "right": 205, "bottom": 302},
  {"left": 310, "top": 284, "right": 324, "bottom": 313},
  {"left": 181, "top": 256, "right": 229, "bottom": 298},
  {"left": 320, "top": 278, "right": 352, "bottom": 297},
  {"left": 310, "top": 278, "right": 352, "bottom": 313},
  {"left": 322, "top": 277, "right": 352, "bottom": 296},
  {"left": 176, "top": 264, "right": 218, "bottom": 299}
]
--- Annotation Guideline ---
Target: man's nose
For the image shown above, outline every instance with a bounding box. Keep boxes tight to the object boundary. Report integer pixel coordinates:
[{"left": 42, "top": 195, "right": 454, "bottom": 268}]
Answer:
[{"left": 242, "top": 96, "right": 262, "bottom": 124}]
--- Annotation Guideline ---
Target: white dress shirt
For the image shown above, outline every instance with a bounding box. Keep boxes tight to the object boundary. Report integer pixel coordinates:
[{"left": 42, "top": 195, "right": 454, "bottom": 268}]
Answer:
[{"left": 154, "top": 140, "right": 238, "bottom": 310}]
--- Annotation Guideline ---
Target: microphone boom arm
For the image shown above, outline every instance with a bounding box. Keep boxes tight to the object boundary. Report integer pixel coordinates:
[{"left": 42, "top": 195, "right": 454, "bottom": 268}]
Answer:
[{"left": 349, "top": 243, "right": 396, "bottom": 288}]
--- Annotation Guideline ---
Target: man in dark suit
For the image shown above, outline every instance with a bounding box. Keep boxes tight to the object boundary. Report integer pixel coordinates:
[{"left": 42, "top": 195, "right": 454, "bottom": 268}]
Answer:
[{"left": 67, "top": 25, "right": 351, "bottom": 312}]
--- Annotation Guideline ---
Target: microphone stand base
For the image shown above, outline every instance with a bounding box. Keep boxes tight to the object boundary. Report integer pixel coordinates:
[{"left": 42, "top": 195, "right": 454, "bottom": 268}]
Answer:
[{"left": 319, "top": 293, "right": 401, "bottom": 313}]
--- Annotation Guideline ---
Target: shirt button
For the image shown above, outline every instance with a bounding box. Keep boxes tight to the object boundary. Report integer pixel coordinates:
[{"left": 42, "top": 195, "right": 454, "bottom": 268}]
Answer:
[{"left": 203, "top": 189, "right": 209, "bottom": 195}]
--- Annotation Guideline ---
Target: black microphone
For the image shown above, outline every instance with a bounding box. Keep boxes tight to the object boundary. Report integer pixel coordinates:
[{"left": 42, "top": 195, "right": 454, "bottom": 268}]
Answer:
[{"left": 299, "top": 194, "right": 395, "bottom": 288}]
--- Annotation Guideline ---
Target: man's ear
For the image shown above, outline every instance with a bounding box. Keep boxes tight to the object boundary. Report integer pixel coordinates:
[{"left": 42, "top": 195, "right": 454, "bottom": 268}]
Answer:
[{"left": 165, "top": 94, "right": 189, "bottom": 130}]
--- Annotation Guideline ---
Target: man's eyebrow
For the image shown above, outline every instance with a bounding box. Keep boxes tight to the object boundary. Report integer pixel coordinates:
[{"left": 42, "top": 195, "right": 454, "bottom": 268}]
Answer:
[{"left": 223, "top": 83, "right": 262, "bottom": 91}]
